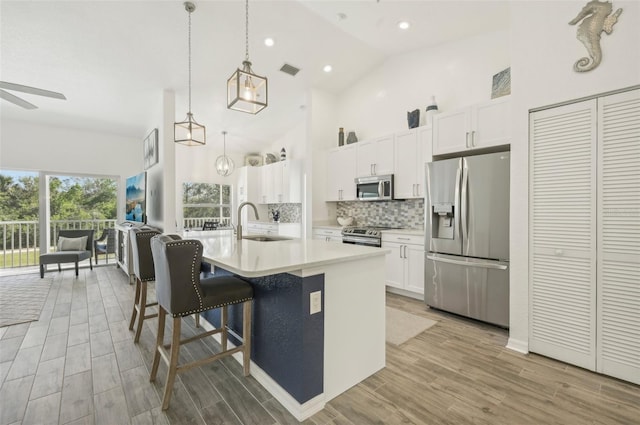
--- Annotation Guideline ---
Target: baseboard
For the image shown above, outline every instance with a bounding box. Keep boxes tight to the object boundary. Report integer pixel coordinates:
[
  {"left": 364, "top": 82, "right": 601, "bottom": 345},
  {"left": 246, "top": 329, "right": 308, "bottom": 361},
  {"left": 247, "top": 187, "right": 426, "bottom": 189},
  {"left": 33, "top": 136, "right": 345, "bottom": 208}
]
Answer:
[
  {"left": 386, "top": 286, "right": 424, "bottom": 301},
  {"left": 506, "top": 337, "right": 528, "bottom": 354},
  {"left": 199, "top": 317, "right": 326, "bottom": 421}
]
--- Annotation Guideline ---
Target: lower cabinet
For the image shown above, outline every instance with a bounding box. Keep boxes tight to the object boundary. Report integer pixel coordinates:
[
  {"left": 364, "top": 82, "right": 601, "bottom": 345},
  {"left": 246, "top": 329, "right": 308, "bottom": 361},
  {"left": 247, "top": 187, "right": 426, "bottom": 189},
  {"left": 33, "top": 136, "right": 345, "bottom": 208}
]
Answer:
[
  {"left": 247, "top": 221, "right": 301, "bottom": 238},
  {"left": 312, "top": 227, "right": 343, "bottom": 242},
  {"left": 382, "top": 232, "right": 424, "bottom": 298}
]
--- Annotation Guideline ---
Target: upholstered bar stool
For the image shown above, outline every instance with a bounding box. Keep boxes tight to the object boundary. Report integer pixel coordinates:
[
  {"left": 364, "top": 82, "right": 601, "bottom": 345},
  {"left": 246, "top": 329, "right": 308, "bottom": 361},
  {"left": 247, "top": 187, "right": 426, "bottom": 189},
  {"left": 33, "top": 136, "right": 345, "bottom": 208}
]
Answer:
[
  {"left": 149, "top": 234, "right": 253, "bottom": 410},
  {"left": 128, "top": 227, "right": 163, "bottom": 343}
]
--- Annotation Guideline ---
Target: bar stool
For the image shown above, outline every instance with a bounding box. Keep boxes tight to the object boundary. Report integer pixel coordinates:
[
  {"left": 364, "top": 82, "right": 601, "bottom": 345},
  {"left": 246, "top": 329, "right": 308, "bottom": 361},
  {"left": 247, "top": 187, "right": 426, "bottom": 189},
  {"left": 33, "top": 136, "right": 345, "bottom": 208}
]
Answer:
[
  {"left": 128, "top": 228, "right": 163, "bottom": 343},
  {"left": 149, "top": 234, "right": 253, "bottom": 410}
]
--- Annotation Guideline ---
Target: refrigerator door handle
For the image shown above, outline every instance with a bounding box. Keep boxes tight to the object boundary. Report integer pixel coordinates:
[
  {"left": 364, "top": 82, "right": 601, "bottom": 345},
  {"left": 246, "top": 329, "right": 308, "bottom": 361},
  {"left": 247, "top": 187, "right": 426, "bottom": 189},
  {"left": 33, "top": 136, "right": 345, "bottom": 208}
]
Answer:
[
  {"left": 454, "top": 166, "right": 462, "bottom": 243},
  {"left": 461, "top": 164, "right": 469, "bottom": 246},
  {"left": 426, "top": 254, "right": 508, "bottom": 270}
]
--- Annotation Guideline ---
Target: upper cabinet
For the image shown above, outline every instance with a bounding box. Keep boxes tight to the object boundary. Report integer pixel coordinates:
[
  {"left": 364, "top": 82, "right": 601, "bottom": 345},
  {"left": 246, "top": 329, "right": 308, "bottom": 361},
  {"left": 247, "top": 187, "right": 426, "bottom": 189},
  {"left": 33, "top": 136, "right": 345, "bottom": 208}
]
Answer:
[
  {"left": 356, "top": 135, "right": 394, "bottom": 177},
  {"left": 393, "top": 126, "right": 432, "bottom": 199},
  {"left": 326, "top": 145, "right": 357, "bottom": 201},
  {"left": 260, "top": 160, "right": 301, "bottom": 204},
  {"left": 433, "top": 96, "right": 511, "bottom": 155}
]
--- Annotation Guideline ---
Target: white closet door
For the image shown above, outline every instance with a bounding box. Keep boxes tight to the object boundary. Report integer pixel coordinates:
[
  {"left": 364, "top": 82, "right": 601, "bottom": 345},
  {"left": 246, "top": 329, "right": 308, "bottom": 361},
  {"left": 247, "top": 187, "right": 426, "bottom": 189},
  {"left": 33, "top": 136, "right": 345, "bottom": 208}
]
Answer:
[
  {"left": 597, "top": 89, "right": 640, "bottom": 384},
  {"left": 529, "top": 100, "right": 597, "bottom": 370}
]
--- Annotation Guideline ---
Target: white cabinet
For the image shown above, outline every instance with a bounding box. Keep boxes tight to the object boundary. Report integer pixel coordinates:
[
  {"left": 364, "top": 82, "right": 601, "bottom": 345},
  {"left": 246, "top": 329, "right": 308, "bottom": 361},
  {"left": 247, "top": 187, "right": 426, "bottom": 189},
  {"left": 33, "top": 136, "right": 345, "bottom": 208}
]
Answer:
[
  {"left": 327, "top": 145, "right": 357, "bottom": 201},
  {"left": 246, "top": 221, "right": 278, "bottom": 236},
  {"left": 382, "top": 232, "right": 424, "bottom": 298},
  {"left": 237, "top": 166, "right": 261, "bottom": 230},
  {"left": 312, "top": 227, "right": 343, "bottom": 242},
  {"left": 357, "top": 135, "right": 394, "bottom": 176},
  {"left": 433, "top": 96, "right": 510, "bottom": 155},
  {"left": 260, "top": 160, "right": 301, "bottom": 204},
  {"left": 394, "top": 126, "right": 432, "bottom": 199},
  {"left": 529, "top": 88, "right": 640, "bottom": 385}
]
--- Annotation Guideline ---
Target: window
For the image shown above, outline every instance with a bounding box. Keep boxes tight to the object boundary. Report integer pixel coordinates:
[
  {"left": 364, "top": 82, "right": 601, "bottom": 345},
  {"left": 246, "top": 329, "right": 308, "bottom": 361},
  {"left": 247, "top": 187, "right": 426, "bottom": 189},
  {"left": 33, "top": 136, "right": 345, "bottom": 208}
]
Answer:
[{"left": 182, "top": 183, "right": 232, "bottom": 227}]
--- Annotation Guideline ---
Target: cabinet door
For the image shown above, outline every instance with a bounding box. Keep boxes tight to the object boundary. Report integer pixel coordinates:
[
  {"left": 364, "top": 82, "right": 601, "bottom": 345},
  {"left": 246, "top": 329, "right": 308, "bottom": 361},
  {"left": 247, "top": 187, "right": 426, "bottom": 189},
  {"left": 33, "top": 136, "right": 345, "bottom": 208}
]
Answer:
[
  {"left": 405, "top": 244, "right": 425, "bottom": 295},
  {"left": 327, "top": 146, "right": 356, "bottom": 201},
  {"left": 394, "top": 129, "right": 418, "bottom": 199},
  {"left": 339, "top": 145, "right": 357, "bottom": 200},
  {"left": 472, "top": 97, "right": 511, "bottom": 149},
  {"left": 374, "top": 135, "right": 395, "bottom": 175},
  {"left": 529, "top": 99, "right": 597, "bottom": 370},
  {"left": 433, "top": 108, "right": 470, "bottom": 155},
  {"left": 596, "top": 89, "right": 640, "bottom": 384},
  {"left": 383, "top": 241, "right": 404, "bottom": 289},
  {"left": 356, "top": 140, "right": 376, "bottom": 176},
  {"left": 416, "top": 126, "right": 433, "bottom": 198}
]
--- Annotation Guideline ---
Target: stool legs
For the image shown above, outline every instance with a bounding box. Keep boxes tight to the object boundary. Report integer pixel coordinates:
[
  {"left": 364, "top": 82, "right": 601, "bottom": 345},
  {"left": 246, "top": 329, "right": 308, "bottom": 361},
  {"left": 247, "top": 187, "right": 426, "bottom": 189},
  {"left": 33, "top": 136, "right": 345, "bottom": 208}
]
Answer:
[
  {"left": 149, "top": 307, "right": 165, "bottom": 383},
  {"left": 243, "top": 300, "right": 252, "bottom": 376},
  {"left": 129, "top": 278, "right": 158, "bottom": 343},
  {"left": 129, "top": 279, "right": 141, "bottom": 331},
  {"left": 151, "top": 300, "right": 253, "bottom": 411}
]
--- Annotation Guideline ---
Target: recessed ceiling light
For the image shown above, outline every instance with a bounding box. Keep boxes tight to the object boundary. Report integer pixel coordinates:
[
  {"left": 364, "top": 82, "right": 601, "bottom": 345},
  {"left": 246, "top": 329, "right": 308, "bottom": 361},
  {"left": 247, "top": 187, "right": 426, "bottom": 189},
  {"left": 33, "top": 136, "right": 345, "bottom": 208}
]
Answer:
[
  {"left": 323, "top": 65, "right": 333, "bottom": 73},
  {"left": 337, "top": 12, "right": 347, "bottom": 21},
  {"left": 398, "top": 21, "right": 410, "bottom": 30},
  {"left": 264, "top": 38, "right": 275, "bottom": 47}
]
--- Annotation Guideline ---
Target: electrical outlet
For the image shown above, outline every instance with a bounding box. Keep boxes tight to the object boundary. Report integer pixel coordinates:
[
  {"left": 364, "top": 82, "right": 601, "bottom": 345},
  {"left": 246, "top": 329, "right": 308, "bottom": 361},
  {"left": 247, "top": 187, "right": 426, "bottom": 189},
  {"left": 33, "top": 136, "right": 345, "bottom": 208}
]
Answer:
[{"left": 310, "top": 291, "right": 322, "bottom": 315}]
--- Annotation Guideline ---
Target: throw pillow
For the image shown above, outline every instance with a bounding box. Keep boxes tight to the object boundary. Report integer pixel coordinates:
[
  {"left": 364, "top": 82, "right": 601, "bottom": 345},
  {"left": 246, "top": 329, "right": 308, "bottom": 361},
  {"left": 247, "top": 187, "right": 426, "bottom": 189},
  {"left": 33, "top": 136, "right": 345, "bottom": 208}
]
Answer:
[{"left": 57, "top": 236, "right": 88, "bottom": 251}]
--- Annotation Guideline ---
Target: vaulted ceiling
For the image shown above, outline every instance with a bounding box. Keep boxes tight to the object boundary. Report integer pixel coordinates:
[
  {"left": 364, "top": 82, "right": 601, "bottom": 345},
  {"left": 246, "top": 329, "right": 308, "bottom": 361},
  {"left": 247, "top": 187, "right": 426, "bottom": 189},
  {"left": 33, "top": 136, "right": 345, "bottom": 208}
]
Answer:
[{"left": 0, "top": 1, "right": 509, "bottom": 153}]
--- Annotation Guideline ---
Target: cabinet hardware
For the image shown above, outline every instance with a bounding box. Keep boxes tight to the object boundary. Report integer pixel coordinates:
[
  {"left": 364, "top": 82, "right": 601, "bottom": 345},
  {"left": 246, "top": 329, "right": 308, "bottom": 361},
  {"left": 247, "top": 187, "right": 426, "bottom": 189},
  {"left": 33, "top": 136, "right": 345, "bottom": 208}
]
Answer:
[
  {"left": 403, "top": 245, "right": 407, "bottom": 258},
  {"left": 465, "top": 132, "right": 470, "bottom": 148},
  {"left": 471, "top": 130, "right": 476, "bottom": 147},
  {"left": 399, "top": 246, "right": 403, "bottom": 258}
]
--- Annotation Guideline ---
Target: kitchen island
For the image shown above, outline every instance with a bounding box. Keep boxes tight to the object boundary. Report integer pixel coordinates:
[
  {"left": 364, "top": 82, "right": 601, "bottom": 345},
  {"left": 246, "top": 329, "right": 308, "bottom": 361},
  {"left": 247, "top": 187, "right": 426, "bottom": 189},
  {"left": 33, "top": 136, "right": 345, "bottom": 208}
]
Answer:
[{"left": 186, "top": 230, "right": 387, "bottom": 421}]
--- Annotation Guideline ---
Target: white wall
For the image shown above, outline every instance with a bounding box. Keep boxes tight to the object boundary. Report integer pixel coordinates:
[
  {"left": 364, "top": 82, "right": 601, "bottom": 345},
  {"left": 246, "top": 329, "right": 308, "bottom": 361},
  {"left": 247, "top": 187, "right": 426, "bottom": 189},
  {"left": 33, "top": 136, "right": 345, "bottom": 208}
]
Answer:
[
  {"left": 336, "top": 30, "right": 510, "bottom": 140},
  {"left": 507, "top": 1, "right": 640, "bottom": 352},
  {"left": 0, "top": 119, "right": 140, "bottom": 222},
  {"left": 310, "top": 88, "right": 339, "bottom": 225}
]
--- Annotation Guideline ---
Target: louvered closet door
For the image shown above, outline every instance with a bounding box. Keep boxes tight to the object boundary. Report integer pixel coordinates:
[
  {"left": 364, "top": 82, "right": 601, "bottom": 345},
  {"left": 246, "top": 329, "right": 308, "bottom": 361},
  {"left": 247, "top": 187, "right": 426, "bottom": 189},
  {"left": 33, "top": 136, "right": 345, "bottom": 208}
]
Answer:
[
  {"left": 529, "top": 100, "right": 597, "bottom": 370},
  {"left": 597, "top": 89, "right": 640, "bottom": 384}
]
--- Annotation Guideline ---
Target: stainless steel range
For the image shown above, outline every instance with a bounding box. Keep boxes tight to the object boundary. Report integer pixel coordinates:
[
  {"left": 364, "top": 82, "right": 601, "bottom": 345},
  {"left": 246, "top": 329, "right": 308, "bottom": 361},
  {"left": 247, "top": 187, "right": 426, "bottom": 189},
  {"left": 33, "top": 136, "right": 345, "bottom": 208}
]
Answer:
[{"left": 342, "top": 226, "right": 397, "bottom": 247}]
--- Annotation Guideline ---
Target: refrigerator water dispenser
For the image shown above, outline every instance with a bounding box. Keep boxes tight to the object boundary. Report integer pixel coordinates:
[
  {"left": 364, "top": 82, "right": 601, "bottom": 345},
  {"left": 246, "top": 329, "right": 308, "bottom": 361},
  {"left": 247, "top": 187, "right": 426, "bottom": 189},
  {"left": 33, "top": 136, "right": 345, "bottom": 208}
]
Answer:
[{"left": 431, "top": 203, "right": 454, "bottom": 240}]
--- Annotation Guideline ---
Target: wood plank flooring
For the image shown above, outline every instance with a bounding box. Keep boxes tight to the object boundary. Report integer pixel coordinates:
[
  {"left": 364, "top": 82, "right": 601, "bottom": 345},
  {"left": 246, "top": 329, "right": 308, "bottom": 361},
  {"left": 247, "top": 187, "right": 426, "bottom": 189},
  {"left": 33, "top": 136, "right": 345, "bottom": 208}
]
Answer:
[{"left": 0, "top": 266, "right": 638, "bottom": 424}]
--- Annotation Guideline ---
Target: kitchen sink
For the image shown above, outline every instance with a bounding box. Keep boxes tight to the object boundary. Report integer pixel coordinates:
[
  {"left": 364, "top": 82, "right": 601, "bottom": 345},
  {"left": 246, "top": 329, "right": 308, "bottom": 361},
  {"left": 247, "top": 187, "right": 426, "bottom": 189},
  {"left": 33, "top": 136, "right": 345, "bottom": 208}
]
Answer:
[{"left": 242, "top": 235, "right": 292, "bottom": 242}]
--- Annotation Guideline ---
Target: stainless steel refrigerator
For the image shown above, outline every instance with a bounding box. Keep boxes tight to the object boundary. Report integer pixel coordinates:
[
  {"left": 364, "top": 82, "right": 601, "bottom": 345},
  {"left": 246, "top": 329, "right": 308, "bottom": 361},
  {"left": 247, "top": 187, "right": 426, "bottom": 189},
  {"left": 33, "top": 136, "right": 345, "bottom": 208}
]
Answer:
[{"left": 424, "top": 151, "right": 510, "bottom": 328}]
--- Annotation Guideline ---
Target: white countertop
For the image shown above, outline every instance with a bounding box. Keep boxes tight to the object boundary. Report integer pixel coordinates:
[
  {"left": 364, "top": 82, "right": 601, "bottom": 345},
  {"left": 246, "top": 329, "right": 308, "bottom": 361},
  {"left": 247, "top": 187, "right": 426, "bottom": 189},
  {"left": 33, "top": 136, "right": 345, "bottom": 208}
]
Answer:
[{"left": 186, "top": 231, "right": 387, "bottom": 278}]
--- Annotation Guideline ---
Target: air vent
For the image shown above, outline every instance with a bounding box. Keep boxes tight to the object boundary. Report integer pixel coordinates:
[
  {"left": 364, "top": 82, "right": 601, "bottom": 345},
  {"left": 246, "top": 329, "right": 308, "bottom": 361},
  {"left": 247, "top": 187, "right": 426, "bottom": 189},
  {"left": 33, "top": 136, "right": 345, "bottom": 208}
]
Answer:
[{"left": 280, "top": 63, "right": 300, "bottom": 76}]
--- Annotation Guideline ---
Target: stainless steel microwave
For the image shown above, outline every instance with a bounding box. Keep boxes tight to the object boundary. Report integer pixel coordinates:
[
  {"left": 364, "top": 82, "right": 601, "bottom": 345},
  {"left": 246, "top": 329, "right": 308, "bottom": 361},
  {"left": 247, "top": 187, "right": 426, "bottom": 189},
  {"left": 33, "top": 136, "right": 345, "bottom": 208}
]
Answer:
[{"left": 355, "top": 175, "right": 394, "bottom": 201}]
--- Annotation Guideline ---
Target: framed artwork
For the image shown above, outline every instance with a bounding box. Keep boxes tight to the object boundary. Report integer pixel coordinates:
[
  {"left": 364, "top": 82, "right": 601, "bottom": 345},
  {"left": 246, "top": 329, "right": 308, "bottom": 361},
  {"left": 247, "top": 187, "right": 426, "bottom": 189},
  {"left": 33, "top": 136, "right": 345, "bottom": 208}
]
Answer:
[
  {"left": 244, "top": 154, "right": 263, "bottom": 167},
  {"left": 144, "top": 128, "right": 159, "bottom": 170},
  {"left": 491, "top": 67, "right": 511, "bottom": 99}
]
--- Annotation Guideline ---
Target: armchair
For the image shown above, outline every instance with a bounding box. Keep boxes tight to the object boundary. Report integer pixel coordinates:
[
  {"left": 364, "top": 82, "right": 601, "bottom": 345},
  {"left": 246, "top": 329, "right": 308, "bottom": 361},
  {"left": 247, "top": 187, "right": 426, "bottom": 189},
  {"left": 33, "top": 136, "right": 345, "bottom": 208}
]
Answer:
[{"left": 94, "top": 228, "right": 116, "bottom": 264}]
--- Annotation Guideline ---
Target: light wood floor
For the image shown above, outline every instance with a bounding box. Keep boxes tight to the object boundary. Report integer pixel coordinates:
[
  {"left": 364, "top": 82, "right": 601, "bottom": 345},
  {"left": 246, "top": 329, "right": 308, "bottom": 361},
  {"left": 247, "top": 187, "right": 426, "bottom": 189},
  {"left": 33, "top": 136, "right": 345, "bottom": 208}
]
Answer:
[{"left": 0, "top": 266, "right": 638, "bottom": 425}]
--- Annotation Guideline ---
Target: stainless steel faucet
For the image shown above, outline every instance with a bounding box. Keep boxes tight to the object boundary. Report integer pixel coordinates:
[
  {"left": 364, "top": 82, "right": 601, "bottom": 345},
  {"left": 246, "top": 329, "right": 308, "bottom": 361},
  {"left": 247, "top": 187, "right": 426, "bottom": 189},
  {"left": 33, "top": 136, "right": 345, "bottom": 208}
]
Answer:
[{"left": 236, "top": 202, "right": 259, "bottom": 240}]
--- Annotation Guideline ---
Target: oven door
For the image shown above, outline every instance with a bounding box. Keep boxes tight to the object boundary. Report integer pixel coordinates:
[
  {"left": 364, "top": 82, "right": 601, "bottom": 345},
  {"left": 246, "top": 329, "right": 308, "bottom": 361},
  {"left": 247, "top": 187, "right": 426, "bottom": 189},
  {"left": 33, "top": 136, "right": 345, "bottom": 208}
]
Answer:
[{"left": 342, "top": 235, "right": 381, "bottom": 247}]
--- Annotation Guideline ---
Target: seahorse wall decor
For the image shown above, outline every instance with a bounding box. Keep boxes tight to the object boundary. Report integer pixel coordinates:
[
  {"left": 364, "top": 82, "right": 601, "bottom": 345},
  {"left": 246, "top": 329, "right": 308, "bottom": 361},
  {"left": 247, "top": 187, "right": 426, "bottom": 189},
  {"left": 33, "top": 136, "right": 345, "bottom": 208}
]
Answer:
[{"left": 569, "top": 0, "right": 623, "bottom": 72}]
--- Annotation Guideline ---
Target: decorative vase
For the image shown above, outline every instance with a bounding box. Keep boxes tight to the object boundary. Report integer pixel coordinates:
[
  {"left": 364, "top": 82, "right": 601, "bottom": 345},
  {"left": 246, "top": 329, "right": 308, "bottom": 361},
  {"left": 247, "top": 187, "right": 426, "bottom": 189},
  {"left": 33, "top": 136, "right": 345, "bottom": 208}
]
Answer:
[
  {"left": 280, "top": 147, "right": 287, "bottom": 161},
  {"left": 338, "top": 128, "right": 344, "bottom": 146},
  {"left": 425, "top": 96, "right": 439, "bottom": 126},
  {"left": 346, "top": 131, "right": 358, "bottom": 144}
]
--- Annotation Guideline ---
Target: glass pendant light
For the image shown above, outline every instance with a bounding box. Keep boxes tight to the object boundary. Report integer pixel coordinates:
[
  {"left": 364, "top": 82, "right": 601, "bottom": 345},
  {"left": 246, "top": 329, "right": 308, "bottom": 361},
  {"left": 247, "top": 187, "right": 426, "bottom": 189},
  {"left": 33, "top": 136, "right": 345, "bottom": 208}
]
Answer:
[
  {"left": 175, "top": 2, "right": 205, "bottom": 146},
  {"left": 215, "top": 131, "right": 235, "bottom": 177},
  {"left": 227, "top": 0, "right": 267, "bottom": 114}
]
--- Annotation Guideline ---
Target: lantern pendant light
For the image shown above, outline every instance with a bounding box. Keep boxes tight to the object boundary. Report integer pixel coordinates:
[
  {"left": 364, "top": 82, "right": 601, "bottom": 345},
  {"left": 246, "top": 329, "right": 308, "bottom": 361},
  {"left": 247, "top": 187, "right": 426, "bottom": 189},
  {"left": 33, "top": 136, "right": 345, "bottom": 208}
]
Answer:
[
  {"left": 174, "top": 2, "right": 205, "bottom": 146},
  {"left": 227, "top": 0, "right": 267, "bottom": 114},
  {"left": 215, "top": 131, "right": 235, "bottom": 177}
]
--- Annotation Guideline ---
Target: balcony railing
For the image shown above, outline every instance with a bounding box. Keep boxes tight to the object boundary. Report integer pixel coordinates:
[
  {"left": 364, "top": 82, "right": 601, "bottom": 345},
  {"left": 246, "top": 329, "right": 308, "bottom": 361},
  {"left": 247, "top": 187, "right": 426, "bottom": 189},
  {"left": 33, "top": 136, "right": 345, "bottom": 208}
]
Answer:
[
  {"left": 0, "top": 219, "right": 116, "bottom": 269},
  {"left": 1, "top": 218, "right": 235, "bottom": 269}
]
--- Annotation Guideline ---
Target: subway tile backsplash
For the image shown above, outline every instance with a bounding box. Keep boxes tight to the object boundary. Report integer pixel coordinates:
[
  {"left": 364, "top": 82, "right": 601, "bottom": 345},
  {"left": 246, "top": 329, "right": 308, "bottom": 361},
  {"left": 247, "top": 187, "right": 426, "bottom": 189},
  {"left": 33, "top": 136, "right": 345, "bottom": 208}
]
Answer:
[{"left": 337, "top": 199, "right": 424, "bottom": 229}]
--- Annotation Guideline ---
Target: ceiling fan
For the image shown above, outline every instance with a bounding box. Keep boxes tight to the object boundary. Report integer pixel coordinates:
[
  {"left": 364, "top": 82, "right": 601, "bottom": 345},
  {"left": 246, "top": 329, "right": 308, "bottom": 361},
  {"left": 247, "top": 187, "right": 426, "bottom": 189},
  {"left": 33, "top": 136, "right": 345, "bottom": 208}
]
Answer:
[{"left": 0, "top": 81, "right": 66, "bottom": 109}]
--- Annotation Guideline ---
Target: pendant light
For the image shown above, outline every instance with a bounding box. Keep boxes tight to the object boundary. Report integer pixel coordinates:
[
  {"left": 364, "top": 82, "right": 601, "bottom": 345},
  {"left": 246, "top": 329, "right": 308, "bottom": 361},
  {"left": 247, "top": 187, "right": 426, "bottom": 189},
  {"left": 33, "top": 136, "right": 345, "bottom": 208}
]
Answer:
[
  {"left": 174, "top": 2, "right": 205, "bottom": 146},
  {"left": 215, "top": 131, "right": 235, "bottom": 176},
  {"left": 227, "top": 0, "right": 267, "bottom": 114}
]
